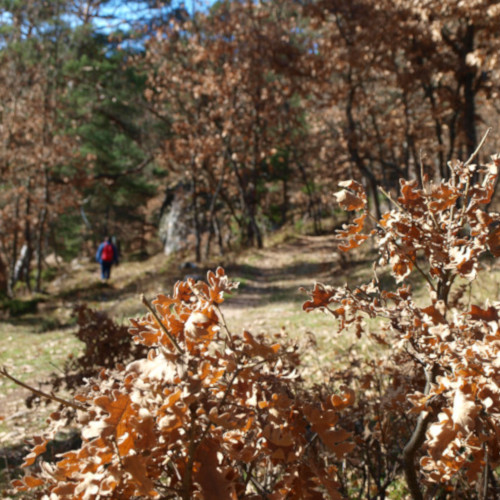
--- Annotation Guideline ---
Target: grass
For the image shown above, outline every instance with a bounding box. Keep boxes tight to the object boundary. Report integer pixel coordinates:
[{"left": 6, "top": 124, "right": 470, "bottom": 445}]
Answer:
[
  {"left": 0, "top": 325, "right": 83, "bottom": 391},
  {"left": 1, "top": 227, "right": 500, "bottom": 497}
]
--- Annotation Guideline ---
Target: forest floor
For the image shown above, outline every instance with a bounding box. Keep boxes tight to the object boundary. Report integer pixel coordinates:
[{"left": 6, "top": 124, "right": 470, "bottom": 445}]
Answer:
[
  {"left": 0, "top": 230, "right": 360, "bottom": 491},
  {"left": 1, "top": 228, "right": 500, "bottom": 494}
]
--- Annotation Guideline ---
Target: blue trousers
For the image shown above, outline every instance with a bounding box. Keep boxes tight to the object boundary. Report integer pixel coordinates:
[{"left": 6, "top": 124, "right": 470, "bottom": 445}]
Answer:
[{"left": 101, "top": 261, "right": 112, "bottom": 280}]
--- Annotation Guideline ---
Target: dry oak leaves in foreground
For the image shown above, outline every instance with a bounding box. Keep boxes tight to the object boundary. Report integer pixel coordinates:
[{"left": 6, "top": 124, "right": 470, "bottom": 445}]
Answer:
[
  {"left": 14, "top": 268, "right": 354, "bottom": 499},
  {"left": 303, "top": 154, "right": 500, "bottom": 493}
]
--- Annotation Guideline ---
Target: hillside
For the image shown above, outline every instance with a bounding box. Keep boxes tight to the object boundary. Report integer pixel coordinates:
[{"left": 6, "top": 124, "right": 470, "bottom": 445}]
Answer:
[
  {"left": 0, "top": 232, "right": 357, "bottom": 478},
  {"left": 2, "top": 224, "right": 500, "bottom": 496}
]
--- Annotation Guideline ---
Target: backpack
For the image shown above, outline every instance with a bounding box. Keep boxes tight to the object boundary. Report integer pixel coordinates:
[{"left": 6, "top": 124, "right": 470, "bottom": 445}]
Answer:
[{"left": 101, "top": 242, "right": 114, "bottom": 263}]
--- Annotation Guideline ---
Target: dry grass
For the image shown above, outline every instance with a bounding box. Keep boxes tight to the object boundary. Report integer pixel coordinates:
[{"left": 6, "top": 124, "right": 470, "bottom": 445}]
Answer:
[{"left": 1, "top": 230, "right": 500, "bottom": 496}]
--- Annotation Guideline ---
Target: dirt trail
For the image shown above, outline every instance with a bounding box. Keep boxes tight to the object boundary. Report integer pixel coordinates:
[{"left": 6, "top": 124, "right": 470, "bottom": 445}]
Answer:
[
  {"left": 221, "top": 233, "right": 344, "bottom": 333},
  {"left": 230, "top": 234, "right": 340, "bottom": 293},
  {"left": 0, "top": 233, "right": 347, "bottom": 462}
]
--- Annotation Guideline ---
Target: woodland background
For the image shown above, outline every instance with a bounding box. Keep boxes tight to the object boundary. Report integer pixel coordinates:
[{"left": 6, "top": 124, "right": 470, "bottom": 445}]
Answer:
[
  {"left": 3, "top": 0, "right": 500, "bottom": 499},
  {"left": 2, "top": 0, "right": 500, "bottom": 295}
]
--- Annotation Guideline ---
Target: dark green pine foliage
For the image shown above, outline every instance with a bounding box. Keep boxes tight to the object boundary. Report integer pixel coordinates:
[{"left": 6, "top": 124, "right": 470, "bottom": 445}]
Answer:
[{"left": 60, "top": 27, "right": 161, "bottom": 258}]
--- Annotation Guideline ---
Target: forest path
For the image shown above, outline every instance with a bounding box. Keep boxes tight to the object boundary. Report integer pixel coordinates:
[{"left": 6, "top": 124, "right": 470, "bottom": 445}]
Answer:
[
  {"left": 0, "top": 232, "right": 357, "bottom": 465},
  {"left": 221, "top": 233, "right": 348, "bottom": 336}
]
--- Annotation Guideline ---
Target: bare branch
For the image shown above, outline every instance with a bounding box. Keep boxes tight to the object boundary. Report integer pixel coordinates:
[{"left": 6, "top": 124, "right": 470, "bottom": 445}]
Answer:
[
  {"left": 0, "top": 367, "right": 87, "bottom": 412},
  {"left": 141, "top": 294, "right": 185, "bottom": 354}
]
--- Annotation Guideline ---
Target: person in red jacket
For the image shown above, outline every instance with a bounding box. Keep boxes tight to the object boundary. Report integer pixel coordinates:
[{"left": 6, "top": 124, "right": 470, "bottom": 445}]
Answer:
[{"left": 95, "top": 236, "right": 119, "bottom": 280}]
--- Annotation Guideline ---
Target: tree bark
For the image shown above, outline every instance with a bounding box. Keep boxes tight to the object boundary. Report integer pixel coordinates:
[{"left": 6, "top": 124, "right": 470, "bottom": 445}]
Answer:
[
  {"left": 204, "top": 166, "right": 225, "bottom": 259},
  {"left": 228, "top": 149, "right": 262, "bottom": 248},
  {"left": 294, "top": 153, "right": 322, "bottom": 234},
  {"left": 24, "top": 177, "right": 33, "bottom": 293},
  {"left": 8, "top": 196, "right": 21, "bottom": 297},
  {"left": 402, "top": 365, "right": 438, "bottom": 500},
  {"left": 346, "top": 81, "right": 382, "bottom": 220},
  {"left": 35, "top": 167, "right": 50, "bottom": 292},
  {"left": 191, "top": 169, "right": 202, "bottom": 263},
  {"left": 0, "top": 254, "right": 8, "bottom": 296}
]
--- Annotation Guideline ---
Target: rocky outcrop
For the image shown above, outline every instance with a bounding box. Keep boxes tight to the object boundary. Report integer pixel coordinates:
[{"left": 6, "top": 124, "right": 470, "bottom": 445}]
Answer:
[{"left": 158, "top": 186, "right": 192, "bottom": 256}]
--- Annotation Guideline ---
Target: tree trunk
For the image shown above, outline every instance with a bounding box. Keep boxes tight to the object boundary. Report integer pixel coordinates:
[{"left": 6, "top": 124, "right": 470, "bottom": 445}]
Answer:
[
  {"left": 0, "top": 254, "right": 8, "bottom": 296},
  {"left": 424, "top": 84, "right": 447, "bottom": 179},
  {"left": 35, "top": 167, "right": 50, "bottom": 293},
  {"left": 228, "top": 150, "right": 262, "bottom": 248},
  {"left": 204, "top": 167, "right": 225, "bottom": 260},
  {"left": 24, "top": 178, "right": 33, "bottom": 293},
  {"left": 8, "top": 196, "right": 21, "bottom": 297},
  {"left": 12, "top": 244, "right": 29, "bottom": 290},
  {"left": 191, "top": 172, "right": 202, "bottom": 263},
  {"left": 295, "top": 154, "right": 322, "bottom": 234},
  {"left": 346, "top": 81, "right": 382, "bottom": 220},
  {"left": 214, "top": 216, "right": 224, "bottom": 256},
  {"left": 281, "top": 165, "right": 288, "bottom": 226},
  {"left": 463, "top": 24, "right": 477, "bottom": 162}
]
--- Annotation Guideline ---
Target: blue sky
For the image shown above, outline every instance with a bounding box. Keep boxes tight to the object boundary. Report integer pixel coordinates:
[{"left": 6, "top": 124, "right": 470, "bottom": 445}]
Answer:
[{"left": 93, "top": 0, "right": 213, "bottom": 33}]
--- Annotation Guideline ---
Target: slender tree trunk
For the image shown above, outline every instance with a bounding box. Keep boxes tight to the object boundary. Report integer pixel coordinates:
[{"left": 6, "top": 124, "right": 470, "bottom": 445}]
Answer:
[
  {"left": 346, "top": 81, "right": 382, "bottom": 220},
  {"left": 294, "top": 152, "right": 321, "bottom": 234},
  {"left": 213, "top": 216, "right": 224, "bottom": 256},
  {"left": 447, "top": 104, "right": 460, "bottom": 165},
  {"left": 8, "top": 196, "right": 21, "bottom": 296},
  {"left": 228, "top": 149, "right": 262, "bottom": 248},
  {"left": 403, "top": 278, "right": 451, "bottom": 499},
  {"left": 250, "top": 49, "right": 264, "bottom": 249},
  {"left": 424, "top": 84, "right": 447, "bottom": 179},
  {"left": 24, "top": 178, "right": 32, "bottom": 293},
  {"left": 13, "top": 245, "right": 29, "bottom": 290},
  {"left": 191, "top": 170, "right": 202, "bottom": 263},
  {"left": 0, "top": 253, "right": 8, "bottom": 296},
  {"left": 463, "top": 24, "right": 477, "bottom": 162},
  {"left": 204, "top": 166, "right": 225, "bottom": 259},
  {"left": 281, "top": 164, "right": 288, "bottom": 226},
  {"left": 35, "top": 167, "right": 50, "bottom": 292}
]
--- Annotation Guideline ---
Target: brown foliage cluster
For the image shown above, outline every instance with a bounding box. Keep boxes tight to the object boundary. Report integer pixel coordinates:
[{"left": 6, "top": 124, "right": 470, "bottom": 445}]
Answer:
[
  {"left": 42, "top": 305, "right": 148, "bottom": 397},
  {"left": 0, "top": 46, "right": 83, "bottom": 295},
  {"left": 143, "top": 0, "right": 500, "bottom": 261},
  {"left": 145, "top": 0, "right": 326, "bottom": 253},
  {"left": 15, "top": 270, "right": 354, "bottom": 499},
  {"left": 12, "top": 152, "right": 500, "bottom": 498},
  {"left": 304, "top": 154, "right": 500, "bottom": 497}
]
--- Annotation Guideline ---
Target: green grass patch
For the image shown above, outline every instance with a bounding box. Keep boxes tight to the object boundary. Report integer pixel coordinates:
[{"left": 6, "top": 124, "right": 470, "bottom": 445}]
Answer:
[{"left": 0, "top": 327, "right": 83, "bottom": 392}]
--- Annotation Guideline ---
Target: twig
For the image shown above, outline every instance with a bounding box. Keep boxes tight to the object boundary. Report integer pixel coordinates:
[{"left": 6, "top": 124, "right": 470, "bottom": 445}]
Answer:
[
  {"left": 49, "top": 361, "right": 65, "bottom": 375},
  {"left": 141, "top": 294, "right": 185, "bottom": 354},
  {"left": 249, "top": 474, "right": 271, "bottom": 496},
  {"left": 464, "top": 127, "right": 491, "bottom": 167},
  {"left": 455, "top": 129, "right": 491, "bottom": 230},
  {"left": 213, "top": 303, "right": 234, "bottom": 346},
  {"left": 419, "top": 149, "right": 427, "bottom": 192},
  {"left": 186, "top": 280, "right": 207, "bottom": 302},
  {"left": 374, "top": 191, "right": 437, "bottom": 293},
  {"left": 3, "top": 408, "right": 34, "bottom": 422},
  {"left": 0, "top": 367, "right": 87, "bottom": 412},
  {"left": 378, "top": 186, "right": 404, "bottom": 213}
]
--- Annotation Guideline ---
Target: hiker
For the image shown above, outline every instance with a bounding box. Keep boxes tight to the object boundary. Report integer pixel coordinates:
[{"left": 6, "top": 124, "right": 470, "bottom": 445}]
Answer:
[{"left": 96, "top": 236, "right": 119, "bottom": 280}]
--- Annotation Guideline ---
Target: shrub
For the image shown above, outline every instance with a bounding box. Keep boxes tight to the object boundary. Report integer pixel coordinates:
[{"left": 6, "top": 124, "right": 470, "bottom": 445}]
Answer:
[
  {"left": 13, "top": 150, "right": 500, "bottom": 498},
  {"left": 302, "top": 153, "right": 500, "bottom": 498},
  {"left": 14, "top": 270, "right": 353, "bottom": 498}
]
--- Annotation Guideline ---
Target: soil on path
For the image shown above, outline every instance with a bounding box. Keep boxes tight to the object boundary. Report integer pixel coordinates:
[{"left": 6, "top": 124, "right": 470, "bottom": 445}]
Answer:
[{"left": 223, "top": 233, "right": 346, "bottom": 330}]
